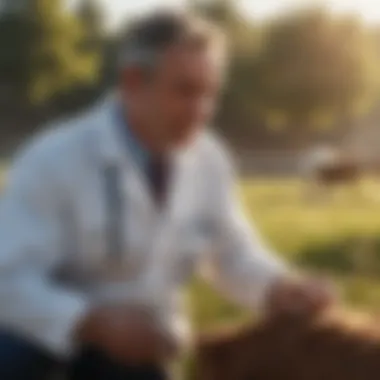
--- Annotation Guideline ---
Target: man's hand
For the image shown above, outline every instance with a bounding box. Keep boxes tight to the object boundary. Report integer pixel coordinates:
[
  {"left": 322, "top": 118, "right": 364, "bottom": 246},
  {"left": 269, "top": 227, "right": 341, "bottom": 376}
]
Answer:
[
  {"left": 75, "top": 304, "right": 178, "bottom": 365},
  {"left": 266, "top": 275, "right": 336, "bottom": 318}
]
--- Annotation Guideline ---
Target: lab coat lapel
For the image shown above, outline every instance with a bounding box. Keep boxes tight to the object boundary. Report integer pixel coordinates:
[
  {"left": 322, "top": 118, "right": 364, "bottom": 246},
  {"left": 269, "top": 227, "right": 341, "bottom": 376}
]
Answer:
[
  {"left": 143, "top": 144, "right": 198, "bottom": 301},
  {"left": 94, "top": 96, "right": 156, "bottom": 217},
  {"left": 93, "top": 96, "right": 199, "bottom": 293}
]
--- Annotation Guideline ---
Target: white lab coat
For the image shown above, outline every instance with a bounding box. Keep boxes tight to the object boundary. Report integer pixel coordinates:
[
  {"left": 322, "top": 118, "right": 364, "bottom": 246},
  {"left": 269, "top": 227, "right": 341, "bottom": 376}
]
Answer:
[{"left": 0, "top": 96, "right": 286, "bottom": 357}]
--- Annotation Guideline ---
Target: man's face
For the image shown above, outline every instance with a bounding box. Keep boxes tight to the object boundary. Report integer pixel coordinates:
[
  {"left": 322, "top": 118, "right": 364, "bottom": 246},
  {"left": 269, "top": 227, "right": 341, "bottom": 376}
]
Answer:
[{"left": 123, "top": 45, "right": 224, "bottom": 150}]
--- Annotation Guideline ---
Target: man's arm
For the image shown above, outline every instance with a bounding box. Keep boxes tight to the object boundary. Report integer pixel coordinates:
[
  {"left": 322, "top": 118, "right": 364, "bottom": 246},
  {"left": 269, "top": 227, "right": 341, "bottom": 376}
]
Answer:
[
  {"left": 0, "top": 145, "right": 88, "bottom": 356},
  {"left": 201, "top": 149, "right": 334, "bottom": 315},
  {"left": 201, "top": 158, "right": 288, "bottom": 311},
  {"left": 0, "top": 140, "right": 180, "bottom": 363}
]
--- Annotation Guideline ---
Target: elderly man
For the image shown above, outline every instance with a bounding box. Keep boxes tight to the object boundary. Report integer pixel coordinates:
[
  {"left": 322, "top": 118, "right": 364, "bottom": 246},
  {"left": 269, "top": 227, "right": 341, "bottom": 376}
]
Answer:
[{"left": 0, "top": 10, "right": 333, "bottom": 380}]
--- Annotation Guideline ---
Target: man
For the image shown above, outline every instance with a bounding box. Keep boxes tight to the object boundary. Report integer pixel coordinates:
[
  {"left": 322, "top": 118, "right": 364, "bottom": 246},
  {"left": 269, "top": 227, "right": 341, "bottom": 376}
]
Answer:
[{"left": 0, "top": 10, "right": 333, "bottom": 380}]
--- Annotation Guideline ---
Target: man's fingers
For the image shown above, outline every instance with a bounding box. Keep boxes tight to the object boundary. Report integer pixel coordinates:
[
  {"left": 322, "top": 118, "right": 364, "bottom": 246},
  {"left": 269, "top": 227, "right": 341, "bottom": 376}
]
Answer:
[
  {"left": 268, "top": 276, "right": 337, "bottom": 318},
  {"left": 92, "top": 303, "right": 179, "bottom": 365}
]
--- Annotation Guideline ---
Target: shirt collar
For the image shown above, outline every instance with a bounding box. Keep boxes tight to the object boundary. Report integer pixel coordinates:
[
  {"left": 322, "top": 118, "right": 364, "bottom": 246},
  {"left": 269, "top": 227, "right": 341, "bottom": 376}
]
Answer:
[
  {"left": 113, "top": 102, "right": 151, "bottom": 170},
  {"left": 96, "top": 94, "right": 196, "bottom": 170}
]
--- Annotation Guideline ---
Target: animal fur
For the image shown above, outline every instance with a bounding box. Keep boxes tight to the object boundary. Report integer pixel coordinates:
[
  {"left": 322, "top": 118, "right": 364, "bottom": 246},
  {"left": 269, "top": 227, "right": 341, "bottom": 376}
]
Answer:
[
  {"left": 195, "top": 309, "right": 380, "bottom": 380},
  {"left": 315, "top": 161, "right": 361, "bottom": 186}
]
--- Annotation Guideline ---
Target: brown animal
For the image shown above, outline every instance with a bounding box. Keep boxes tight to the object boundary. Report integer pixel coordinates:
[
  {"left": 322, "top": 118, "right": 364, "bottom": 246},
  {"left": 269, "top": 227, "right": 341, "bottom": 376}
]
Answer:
[
  {"left": 302, "top": 147, "right": 362, "bottom": 187},
  {"left": 195, "top": 310, "right": 380, "bottom": 380},
  {"left": 315, "top": 160, "right": 361, "bottom": 186}
]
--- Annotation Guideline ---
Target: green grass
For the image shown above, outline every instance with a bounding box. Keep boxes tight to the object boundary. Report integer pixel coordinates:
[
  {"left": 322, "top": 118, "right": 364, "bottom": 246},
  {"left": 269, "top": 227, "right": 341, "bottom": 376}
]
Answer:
[
  {"left": 183, "top": 177, "right": 380, "bottom": 379},
  {"left": 241, "top": 178, "right": 380, "bottom": 253},
  {"left": 189, "top": 178, "right": 380, "bottom": 331}
]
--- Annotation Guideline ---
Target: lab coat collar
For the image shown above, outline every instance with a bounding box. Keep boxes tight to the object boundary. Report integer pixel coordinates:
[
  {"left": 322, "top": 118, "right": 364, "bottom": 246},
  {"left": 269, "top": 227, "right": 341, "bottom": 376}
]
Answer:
[{"left": 92, "top": 93, "right": 200, "bottom": 216}]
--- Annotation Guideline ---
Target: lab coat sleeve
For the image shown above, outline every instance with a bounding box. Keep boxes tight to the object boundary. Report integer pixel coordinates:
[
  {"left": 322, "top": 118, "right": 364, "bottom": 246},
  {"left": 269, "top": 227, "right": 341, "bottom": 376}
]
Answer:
[
  {"left": 202, "top": 158, "right": 289, "bottom": 312},
  {"left": 0, "top": 146, "right": 88, "bottom": 357}
]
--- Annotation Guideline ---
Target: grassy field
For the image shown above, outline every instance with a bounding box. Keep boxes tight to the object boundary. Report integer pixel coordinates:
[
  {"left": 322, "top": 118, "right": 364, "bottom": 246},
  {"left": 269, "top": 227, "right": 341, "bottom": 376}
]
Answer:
[
  {"left": 181, "top": 177, "right": 380, "bottom": 378},
  {"left": 189, "top": 178, "right": 380, "bottom": 331}
]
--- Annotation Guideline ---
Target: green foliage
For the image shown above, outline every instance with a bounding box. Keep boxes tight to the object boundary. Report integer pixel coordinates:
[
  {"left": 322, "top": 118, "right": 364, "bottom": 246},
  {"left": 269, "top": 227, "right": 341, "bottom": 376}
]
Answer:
[
  {"left": 28, "top": 0, "right": 103, "bottom": 105},
  {"left": 191, "top": 0, "right": 254, "bottom": 53},
  {"left": 192, "top": 3, "right": 380, "bottom": 140},
  {"left": 0, "top": 12, "right": 33, "bottom": 94},
  {"left": 253, "top": 8, "right": 380, "bottom": 129},
  {"left": 77, "top": 0, "right": 105, "bottom": 42},
  {"left": 2, "top": 1, "right": 380, "bottom": 149},
  {"left": 297, "top": 237, "right": 358, "bottom": 274},
  {"left": 0, "top": 0, "right": 105, "bottom": 106},
  {"left": 297, "top": 234, "right": 380, "bottom": 277}
]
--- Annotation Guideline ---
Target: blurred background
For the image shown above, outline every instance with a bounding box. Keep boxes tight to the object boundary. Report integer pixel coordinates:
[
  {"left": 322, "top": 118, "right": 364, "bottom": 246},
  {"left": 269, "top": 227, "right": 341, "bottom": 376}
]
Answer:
[{"left": 3, "top": 0, "right": 380, "bottom": 338}]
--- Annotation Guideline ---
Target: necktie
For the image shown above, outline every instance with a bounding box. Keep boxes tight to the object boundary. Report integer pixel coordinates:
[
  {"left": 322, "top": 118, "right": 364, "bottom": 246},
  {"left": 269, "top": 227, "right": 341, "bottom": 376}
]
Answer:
[{"left": 147, "top": 155, "right": 170, "bottom": 206}]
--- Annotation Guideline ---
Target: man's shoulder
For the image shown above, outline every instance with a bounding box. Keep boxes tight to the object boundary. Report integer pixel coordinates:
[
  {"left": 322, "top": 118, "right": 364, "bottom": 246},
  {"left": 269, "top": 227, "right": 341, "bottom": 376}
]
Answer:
[
  {"left": 12, "top": 107, "right": 97, "bottom": 172},
  {"left": 197, "top": 130, "right": 236, "bottom": 174}
]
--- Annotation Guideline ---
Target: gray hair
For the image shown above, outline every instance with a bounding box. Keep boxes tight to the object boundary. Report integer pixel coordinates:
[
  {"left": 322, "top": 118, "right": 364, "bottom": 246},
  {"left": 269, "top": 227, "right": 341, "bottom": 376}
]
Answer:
[{"left": 118, "top": 10, "right": 227, "bottom": 72}]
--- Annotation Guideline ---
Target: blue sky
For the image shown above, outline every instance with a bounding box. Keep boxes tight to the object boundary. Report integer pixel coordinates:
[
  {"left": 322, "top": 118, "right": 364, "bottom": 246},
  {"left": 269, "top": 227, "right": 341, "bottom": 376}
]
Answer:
[{"left": 70, "top": 0, "right": 380, "bottom": 30}]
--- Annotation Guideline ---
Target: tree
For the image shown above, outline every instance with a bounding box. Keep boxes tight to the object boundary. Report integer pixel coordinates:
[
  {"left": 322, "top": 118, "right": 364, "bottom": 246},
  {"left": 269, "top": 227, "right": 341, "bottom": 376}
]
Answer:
[
  {"left": 77, "top": 0, "right": 105, "bottom": 50},
  {"left": 190, "top": 0, "right": 256, "bottom": 54},
  {"left": 251, "top": 8, "right": 380, "bottom": 131},
  {"left": 27, "top": 0, "right": 102, "bottom": 105},
  {"left": 0, "top": 12, "right": 32, "bottom": 97},
  {"left": 191, "top": 0, "right": 262, "bottom": 134}
]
